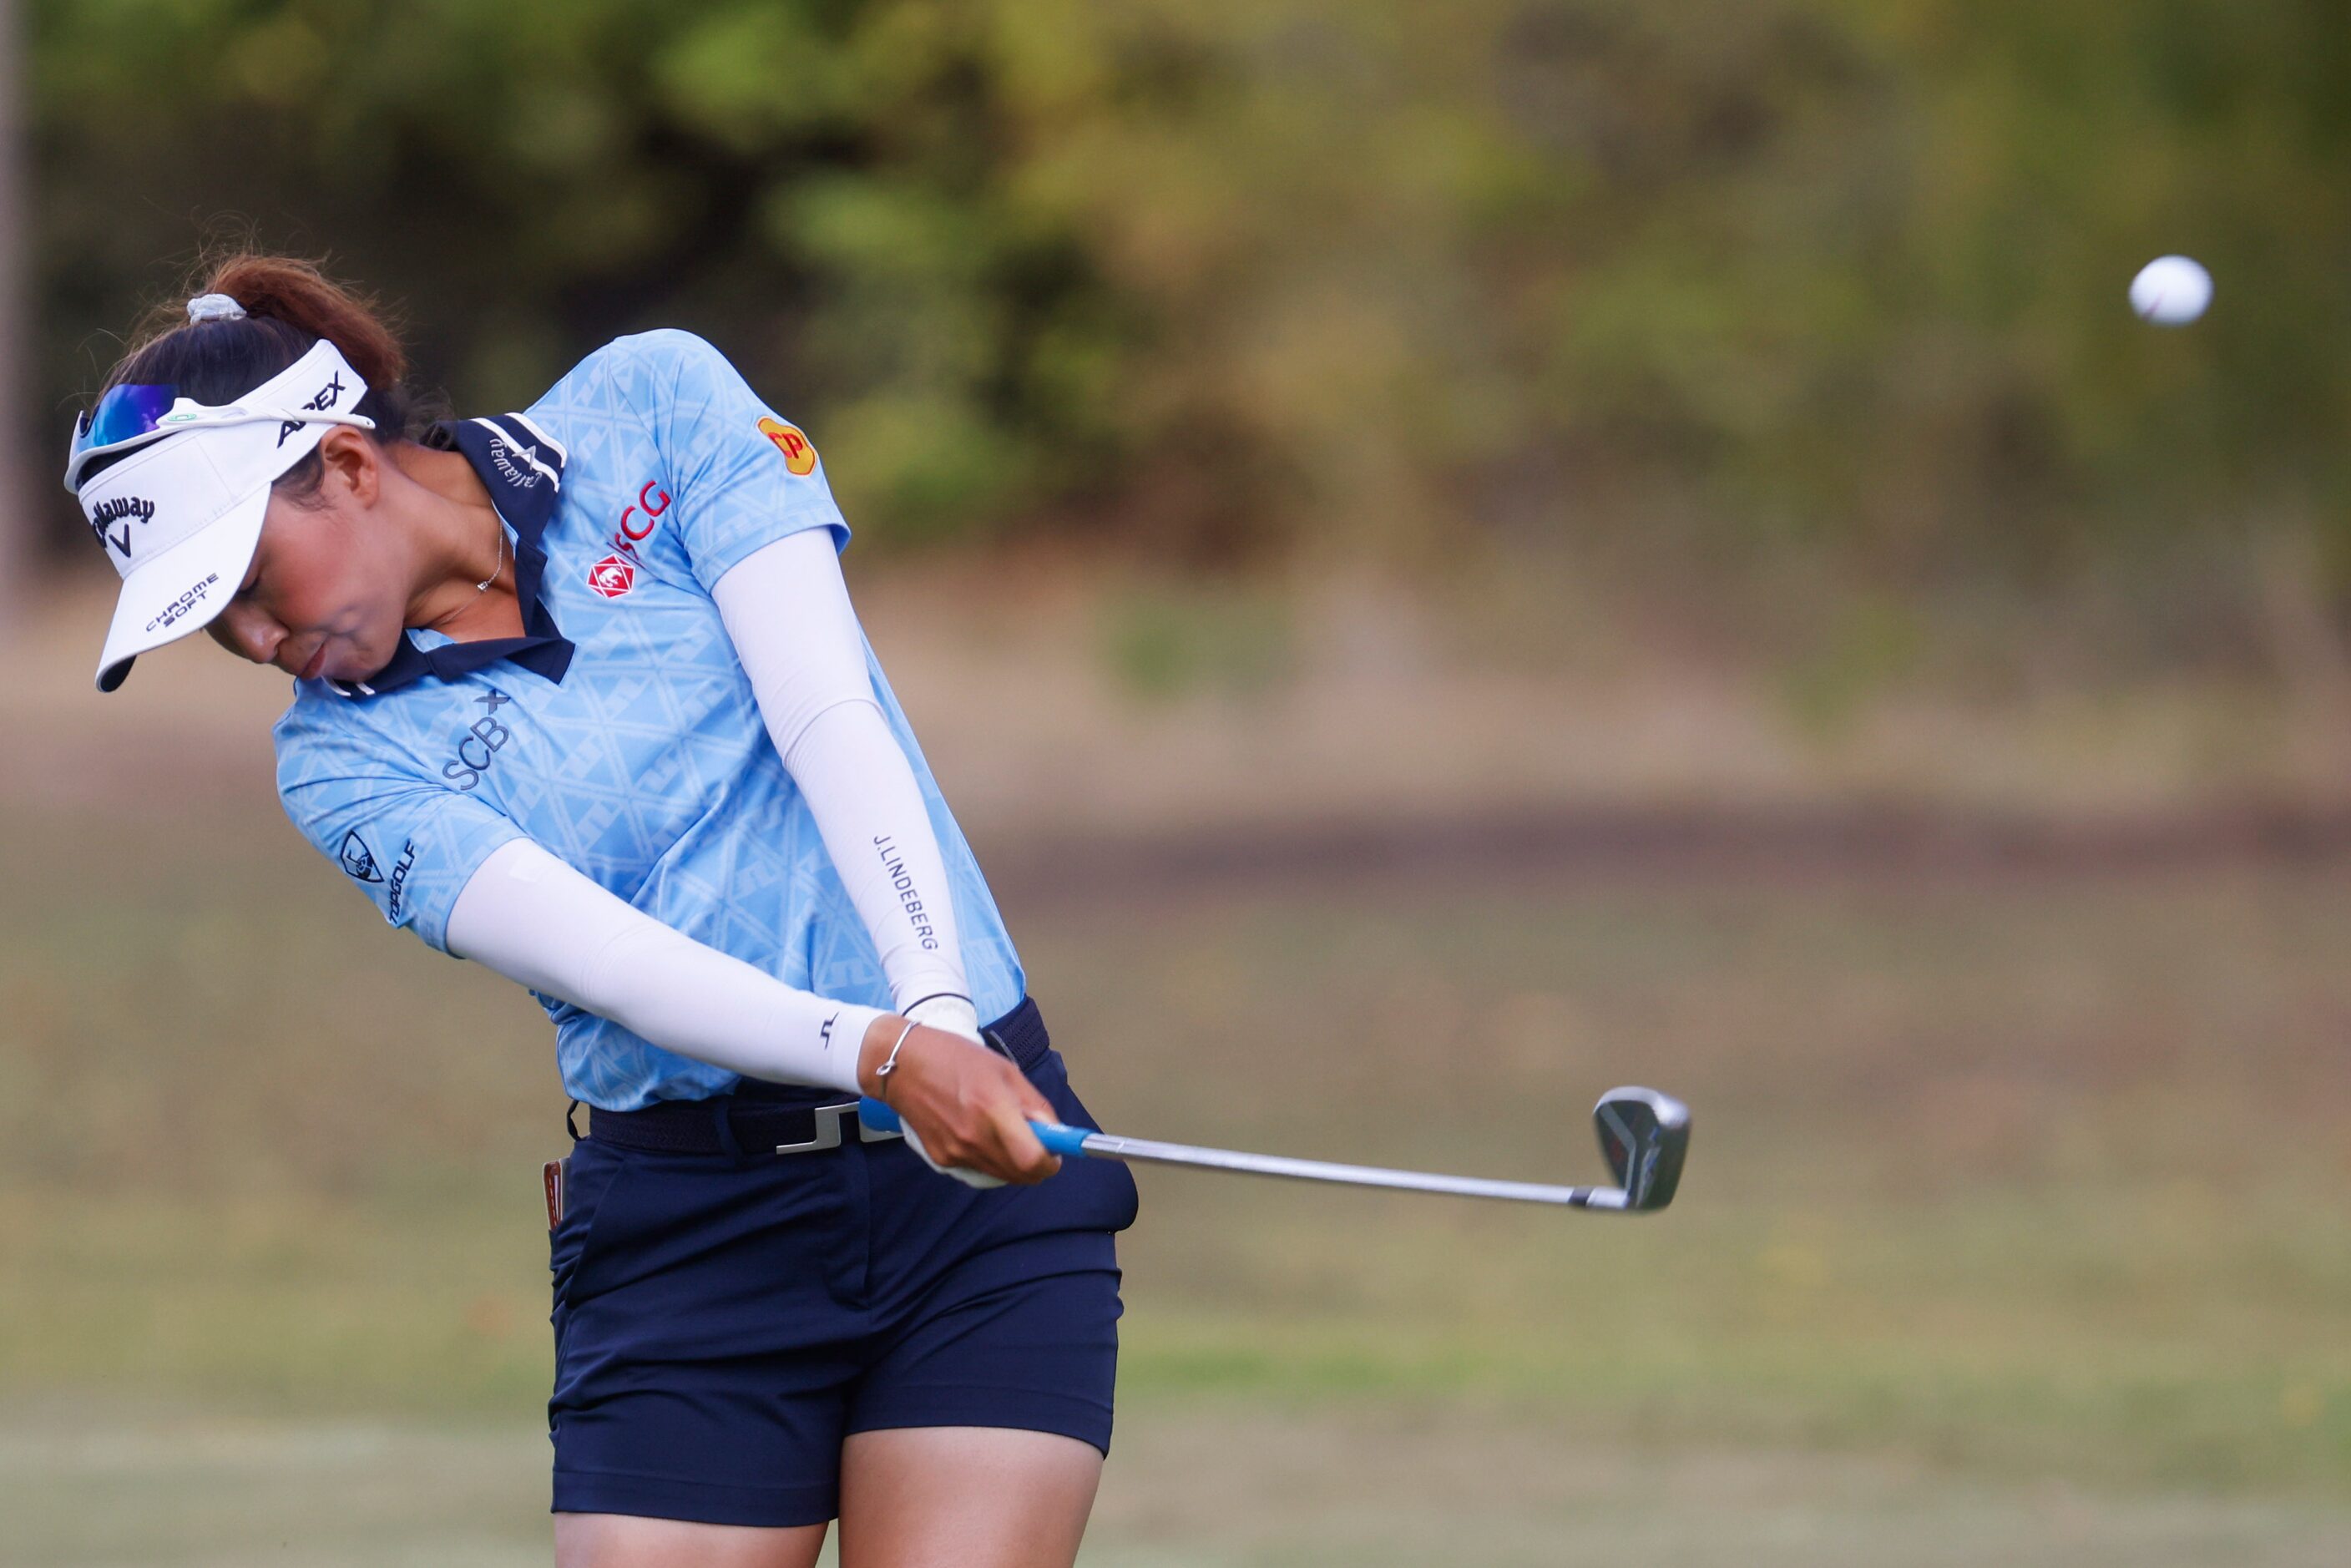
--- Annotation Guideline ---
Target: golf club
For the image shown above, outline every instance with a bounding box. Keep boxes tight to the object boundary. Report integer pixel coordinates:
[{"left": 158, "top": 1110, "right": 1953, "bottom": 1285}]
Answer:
[{"left": 858, "top": 1085, "right": 1689, "bottom": 1211}]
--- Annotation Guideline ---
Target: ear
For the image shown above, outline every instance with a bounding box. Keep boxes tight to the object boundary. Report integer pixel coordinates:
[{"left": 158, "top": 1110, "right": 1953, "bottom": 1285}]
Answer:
[{"left": 314, "top": 427, "right": 383, "bottom": 509}]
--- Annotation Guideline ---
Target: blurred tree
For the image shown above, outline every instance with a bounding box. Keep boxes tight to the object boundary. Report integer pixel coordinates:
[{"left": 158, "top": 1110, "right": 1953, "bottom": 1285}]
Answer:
[
  {"left": 0, "top": 0, "right": 27, "bottom": 630},
  {"left": 29, "top": 0, "right": 2351, "bottom": 618}
]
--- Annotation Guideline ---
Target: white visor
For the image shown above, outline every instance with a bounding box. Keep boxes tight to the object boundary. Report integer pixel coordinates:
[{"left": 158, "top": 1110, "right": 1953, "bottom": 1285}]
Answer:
[{"left": 77, "top": 340, "right": 373, "bottom": 691}]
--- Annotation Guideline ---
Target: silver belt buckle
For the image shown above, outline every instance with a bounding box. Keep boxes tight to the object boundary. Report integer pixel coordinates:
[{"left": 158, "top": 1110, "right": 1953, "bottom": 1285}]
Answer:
[{"left": 776, "top": 1100, "right": 901, "bottom": 1156}]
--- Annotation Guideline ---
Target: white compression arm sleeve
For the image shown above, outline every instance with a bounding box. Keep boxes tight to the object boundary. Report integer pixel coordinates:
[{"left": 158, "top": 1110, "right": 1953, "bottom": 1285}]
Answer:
[
  {"left": 711, "top": 529, "right": 979, "bottom": 1036},
  {"left": 445, "top": 837, "right": 883, "bottom": 1095}
]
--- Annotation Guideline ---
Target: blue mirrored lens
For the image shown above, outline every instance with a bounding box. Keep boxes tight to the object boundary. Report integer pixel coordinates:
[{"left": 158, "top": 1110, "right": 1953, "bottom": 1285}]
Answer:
[{"left": 75, "top": 384, "right": 178, "bottom": 453}]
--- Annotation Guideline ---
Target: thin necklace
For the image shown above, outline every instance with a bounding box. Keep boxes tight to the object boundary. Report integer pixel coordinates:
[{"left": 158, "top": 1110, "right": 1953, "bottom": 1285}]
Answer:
[{"left": 474, "top": 518, "right": 508, "bottom": 594}]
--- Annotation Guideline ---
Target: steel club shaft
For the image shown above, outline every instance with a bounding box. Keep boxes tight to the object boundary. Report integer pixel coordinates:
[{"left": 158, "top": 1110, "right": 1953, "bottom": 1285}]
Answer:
[{"left": 1050, "top": 1128, "right": 1630, "bottom": 1208}]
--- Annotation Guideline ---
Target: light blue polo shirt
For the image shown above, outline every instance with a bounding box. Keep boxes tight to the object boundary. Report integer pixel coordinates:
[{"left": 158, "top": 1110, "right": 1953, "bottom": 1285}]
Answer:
[{"left": 272, "top": 331, "right": 1026, "bottom": 1110}]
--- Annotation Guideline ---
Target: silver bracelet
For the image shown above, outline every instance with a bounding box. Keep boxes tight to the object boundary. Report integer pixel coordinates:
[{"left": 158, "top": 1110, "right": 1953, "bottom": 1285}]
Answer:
[{"left": 873, "top": 1017, "right": 922, "bottom": 1096}]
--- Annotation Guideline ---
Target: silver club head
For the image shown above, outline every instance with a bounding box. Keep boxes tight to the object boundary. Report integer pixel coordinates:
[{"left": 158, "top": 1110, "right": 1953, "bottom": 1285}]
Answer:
[{"left": 1593, "top": 1087, "right": 1689, "bottom": 1211}]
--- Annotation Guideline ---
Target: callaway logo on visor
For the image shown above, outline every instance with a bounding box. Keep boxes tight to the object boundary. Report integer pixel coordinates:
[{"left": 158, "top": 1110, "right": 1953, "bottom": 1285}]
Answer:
[{"left": 88, "top": 494, "right": 157, "bottom": 558}]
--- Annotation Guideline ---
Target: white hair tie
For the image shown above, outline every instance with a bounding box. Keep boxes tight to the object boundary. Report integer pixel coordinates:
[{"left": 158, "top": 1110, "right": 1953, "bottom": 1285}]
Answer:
[{"left": 186, "top": 293, "right": 246, "bottom": 323}]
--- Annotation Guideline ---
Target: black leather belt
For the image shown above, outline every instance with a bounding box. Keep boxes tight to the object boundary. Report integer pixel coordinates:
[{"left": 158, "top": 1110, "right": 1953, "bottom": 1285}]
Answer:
[
  {"left": 583, "top": 995, "right": 1050, "bottom": 1157},
  {"left": 589, "top": 1096, "right": 897, "bottom": 1156}
]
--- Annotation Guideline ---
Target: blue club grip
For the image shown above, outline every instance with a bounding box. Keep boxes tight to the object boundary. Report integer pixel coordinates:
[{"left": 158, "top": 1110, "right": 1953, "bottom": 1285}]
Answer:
[
  {"left": 857, "top": 1096, "right": 1093, "bottom": 1161},
  {"left": 1031, "top": 1120, "right": 1095, "bottom": 1157}
]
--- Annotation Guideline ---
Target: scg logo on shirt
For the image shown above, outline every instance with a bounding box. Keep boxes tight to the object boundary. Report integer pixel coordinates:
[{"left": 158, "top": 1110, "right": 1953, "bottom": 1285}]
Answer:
[{"left": 604, "top": 480, "right": 670, "bottom": 564}]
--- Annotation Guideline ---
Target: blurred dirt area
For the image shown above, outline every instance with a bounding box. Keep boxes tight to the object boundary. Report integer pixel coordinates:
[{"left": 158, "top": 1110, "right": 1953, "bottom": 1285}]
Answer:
[
  {"left": 4, "top": 1399, "right": 2348, "bottom": 1568},
  {"left": 13, "top": 556, "right": 2351, "bottom": 875}
]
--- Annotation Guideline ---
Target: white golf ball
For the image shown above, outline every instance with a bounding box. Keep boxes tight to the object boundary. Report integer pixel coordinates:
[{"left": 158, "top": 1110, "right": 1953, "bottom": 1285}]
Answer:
[{"left": 2130, "top": 255, "right": 2212, "bottom": 326}]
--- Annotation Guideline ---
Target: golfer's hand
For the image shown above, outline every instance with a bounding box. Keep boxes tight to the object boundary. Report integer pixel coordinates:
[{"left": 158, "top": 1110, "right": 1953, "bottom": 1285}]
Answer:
[{"left": 857, "top": 1017, "right": 1062, "bottom": 1186}]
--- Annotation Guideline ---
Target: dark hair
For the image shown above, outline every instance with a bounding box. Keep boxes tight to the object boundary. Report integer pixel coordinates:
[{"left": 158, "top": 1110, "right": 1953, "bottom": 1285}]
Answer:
[{"left": 83, "top": 254, "right": 426, "bottom": 496}]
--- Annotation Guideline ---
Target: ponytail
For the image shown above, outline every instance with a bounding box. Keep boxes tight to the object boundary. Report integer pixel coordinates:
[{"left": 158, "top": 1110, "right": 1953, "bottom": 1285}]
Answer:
[
  {"left": 84, "top": 253, "right": 427, "bottom": 493},
  {"left": 200, "top": 255, "right": 408, "bottom": 392}
]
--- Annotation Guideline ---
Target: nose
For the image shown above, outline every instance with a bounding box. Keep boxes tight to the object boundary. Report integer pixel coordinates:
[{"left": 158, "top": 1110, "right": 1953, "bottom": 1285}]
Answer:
[{"left": 212, "top": 603, "right": 286, "bottom": 666}]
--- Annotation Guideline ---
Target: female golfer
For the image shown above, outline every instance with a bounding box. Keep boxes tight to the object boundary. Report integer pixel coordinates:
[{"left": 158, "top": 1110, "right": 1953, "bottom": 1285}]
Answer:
[{"left": 68, "top": 255, "right": 1138, "bottom": 1567}]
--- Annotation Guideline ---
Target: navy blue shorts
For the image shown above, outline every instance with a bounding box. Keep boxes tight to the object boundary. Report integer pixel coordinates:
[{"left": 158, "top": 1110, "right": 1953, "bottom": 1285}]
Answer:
[{"left": 547, "top": 997, "right": 1139, "bottom": 1528}]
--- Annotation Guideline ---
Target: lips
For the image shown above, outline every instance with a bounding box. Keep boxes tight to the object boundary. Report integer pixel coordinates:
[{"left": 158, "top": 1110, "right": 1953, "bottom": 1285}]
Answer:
[{"left": 297, "top": 644, "right": 327, "bottom": 680}]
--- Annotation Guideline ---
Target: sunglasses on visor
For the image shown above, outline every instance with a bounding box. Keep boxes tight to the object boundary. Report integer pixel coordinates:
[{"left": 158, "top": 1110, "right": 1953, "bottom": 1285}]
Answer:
[{"left": 64, "top": 382, "right": 377, "bottom": 492}]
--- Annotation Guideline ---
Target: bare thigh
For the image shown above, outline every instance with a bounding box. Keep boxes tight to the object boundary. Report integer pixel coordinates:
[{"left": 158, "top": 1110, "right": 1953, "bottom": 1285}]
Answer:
[
  {"left": 554, "top": 1513, "right": 828, "bottom": 1568},
  {"left": 837, "top": 1427, "right": 1104, "bottom": 1568}
]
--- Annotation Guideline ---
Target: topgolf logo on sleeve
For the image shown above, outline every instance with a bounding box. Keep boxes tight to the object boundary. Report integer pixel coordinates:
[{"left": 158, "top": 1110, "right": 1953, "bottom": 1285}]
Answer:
[
  {"left": 757, "top": 417, "right": 818, "bottom": 476},
  {"left": 338, "top": 830, "right": 384, "bottom": 883}
]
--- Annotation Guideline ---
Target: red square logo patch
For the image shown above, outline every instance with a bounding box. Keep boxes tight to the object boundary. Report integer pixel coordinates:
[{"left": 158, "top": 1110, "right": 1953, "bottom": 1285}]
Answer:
[{"left": 587, "top": 554, "right": 636, "bottom": 599}]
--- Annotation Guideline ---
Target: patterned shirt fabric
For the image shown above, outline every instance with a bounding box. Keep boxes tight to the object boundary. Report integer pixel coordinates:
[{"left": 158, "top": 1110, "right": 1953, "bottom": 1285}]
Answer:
[{"left": 272, "top": 331, "right": 1026, "bottom": 1110}]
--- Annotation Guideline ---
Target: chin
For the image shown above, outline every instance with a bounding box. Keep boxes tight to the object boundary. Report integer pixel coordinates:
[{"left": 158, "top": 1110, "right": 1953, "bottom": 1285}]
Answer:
[{"left": 341, "top": 630, "right": 401, "bottom": 681}]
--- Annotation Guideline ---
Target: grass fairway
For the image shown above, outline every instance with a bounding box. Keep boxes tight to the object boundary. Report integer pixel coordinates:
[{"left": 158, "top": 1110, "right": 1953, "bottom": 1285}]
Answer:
[
  {"left": 6, "top": 1401, "right": 2349, "bottom": 1567},
  {"left": 5, "top": 796, "right": 2350, "bottom": 1561}
]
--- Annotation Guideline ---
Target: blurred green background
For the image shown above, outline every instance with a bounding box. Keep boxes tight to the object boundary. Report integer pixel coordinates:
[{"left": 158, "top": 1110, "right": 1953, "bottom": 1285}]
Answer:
[
  {"left": 33, "top": 2, "right": 2351, "bottom": 594},
  {"left": 8, "top": 1, "right": 2351, "bottom": 1563}
]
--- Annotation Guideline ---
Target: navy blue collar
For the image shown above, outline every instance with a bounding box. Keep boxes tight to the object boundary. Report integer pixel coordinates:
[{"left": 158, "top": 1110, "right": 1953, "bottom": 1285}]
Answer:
[{"left": 326, "top": 414, "right": 576, "bottom": 699}]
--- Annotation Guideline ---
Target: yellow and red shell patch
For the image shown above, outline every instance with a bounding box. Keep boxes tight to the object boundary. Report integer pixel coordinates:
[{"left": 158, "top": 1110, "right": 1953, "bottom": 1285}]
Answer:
[{"left": 757, "top": 416, "right": 818, "bottom": 476}]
